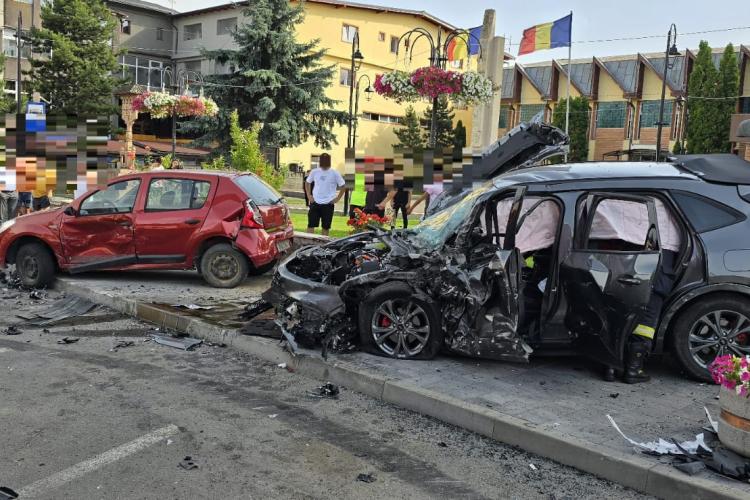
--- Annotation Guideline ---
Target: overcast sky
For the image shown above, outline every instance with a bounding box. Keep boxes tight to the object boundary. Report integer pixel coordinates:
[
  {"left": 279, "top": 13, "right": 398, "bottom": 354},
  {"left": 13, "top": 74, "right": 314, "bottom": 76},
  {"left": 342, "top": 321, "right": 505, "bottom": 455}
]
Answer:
[{"left": 158, "top": 0, "right": 750, "bottom": 63}]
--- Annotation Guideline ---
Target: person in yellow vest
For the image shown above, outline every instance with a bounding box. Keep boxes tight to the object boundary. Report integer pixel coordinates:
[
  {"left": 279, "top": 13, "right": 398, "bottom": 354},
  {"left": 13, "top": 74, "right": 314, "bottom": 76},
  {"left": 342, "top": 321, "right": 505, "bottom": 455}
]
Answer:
[
  {"left": 32, "top": 184, "right": 52, "bottom": 212},
  {"left": 348, "top": 170, "right": 366, "bottom": 218}
]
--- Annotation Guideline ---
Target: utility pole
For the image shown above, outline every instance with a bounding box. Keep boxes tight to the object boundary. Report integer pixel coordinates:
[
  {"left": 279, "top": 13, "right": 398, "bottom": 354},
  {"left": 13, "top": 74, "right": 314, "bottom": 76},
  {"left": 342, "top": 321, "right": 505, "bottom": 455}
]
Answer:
[{"left": 16, "top": 11, "right": 23, "bottom": 114}]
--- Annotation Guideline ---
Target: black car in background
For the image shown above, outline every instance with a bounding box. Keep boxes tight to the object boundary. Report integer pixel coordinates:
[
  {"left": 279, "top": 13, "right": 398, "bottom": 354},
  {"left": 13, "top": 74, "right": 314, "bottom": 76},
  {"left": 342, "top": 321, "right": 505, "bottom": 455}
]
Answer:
[{"left": 261, "top": 155, "right": 750, "bottom": 381}]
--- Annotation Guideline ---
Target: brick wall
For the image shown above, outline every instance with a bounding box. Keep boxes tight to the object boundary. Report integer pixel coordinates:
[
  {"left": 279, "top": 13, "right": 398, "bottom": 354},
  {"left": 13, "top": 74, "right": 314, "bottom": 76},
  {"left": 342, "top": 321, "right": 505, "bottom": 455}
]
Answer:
[
  {"left": 593, "top": 128, "right": 625, "bottom": 160},
  {"left": 637, "top": 128, "right": 672, "bottom": 146}
]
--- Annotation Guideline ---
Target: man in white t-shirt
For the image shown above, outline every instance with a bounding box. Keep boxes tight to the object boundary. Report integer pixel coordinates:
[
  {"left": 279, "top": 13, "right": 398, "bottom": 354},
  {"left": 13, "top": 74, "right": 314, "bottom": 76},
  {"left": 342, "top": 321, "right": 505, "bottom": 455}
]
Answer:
[{"left": 305, "top": 153, "right": 345, "bottom": 236}]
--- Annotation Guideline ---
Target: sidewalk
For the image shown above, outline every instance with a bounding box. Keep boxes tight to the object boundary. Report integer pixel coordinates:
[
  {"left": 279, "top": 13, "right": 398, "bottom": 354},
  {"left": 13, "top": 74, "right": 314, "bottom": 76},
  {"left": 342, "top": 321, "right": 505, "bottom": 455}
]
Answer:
[{"left": 55, "top": 271, "right": 749, "bottom": 500}]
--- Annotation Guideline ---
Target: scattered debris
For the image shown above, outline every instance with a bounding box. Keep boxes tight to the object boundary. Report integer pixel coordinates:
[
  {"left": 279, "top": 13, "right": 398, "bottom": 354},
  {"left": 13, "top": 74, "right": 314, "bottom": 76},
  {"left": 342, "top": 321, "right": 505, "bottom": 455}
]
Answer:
[
  {"left": 57, "top": 337, "right": 80, "bottom": 345},
  {"left": 2, "top": 326, "right": 21, "bottom": 336},
  {"left": 704, "top": 406, "right": 719, "bottom": 435},
  {"left": 166, "top": 439, "right": 173, "bottom": 446},
  {"left": 309, "top": 382, "right": 340, "bottom": 399},
  {"left": 269, "top": 414, "right": 278, "bottom": 419},
  {"left": 356, "top": 473, "right": 376, "bottom": 483},
  {"left": 607, "top": 415, "right": 711, "bottom": 455},
  {"left": 110, "top": 340, "right": 135, "bottom": 351},
  {"left": 241, "top": 299, "right": 273, "bottom": 320},
  {"left": 437, "top": 441, "right": 448, "bottom": 448},
  {"left": 609, "top": 393, "right": 620, "bottom": 399},
  {"left": 205, "top": 341, "right": 227, "bottom": 348},
  {"left": 529, "top": 463, "right": 538, "bottom": 471},
  {"left": 277, "top": 363, "right": 287, "bottom": 369},
  {"left": 0, "top": 486, "right": 19, "bottom": 500},
  {"left": 29, "top": 290, "right": 46, "bottom": 300},
  {"left": 171, "top": 304, "right": 215, "bottom": 311},
  {"left": 17, "top": 296, "right": 97, "bottom": 326},
  {"left": 150, "top": 334, "right": 202, "bottom": 351},
  {"left": 674, "top": 460, "right": 706, "bottom": 476},
  {"left": 179, "top": 456, "right": 198, "bottom": 470}
]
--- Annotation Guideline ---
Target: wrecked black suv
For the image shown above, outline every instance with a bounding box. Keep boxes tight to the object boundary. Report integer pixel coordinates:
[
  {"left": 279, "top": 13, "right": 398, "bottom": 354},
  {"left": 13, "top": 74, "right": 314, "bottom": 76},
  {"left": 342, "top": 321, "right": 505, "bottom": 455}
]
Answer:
[{"left": 260, "top": 155, "right": 750, "bottom": 381}]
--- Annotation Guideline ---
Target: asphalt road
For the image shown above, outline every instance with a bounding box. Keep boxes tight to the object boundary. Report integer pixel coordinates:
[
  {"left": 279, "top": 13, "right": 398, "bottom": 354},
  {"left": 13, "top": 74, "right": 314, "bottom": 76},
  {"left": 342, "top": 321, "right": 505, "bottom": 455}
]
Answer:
[{"left": 0, "top": 289, "right": 651, "bottom": 500}]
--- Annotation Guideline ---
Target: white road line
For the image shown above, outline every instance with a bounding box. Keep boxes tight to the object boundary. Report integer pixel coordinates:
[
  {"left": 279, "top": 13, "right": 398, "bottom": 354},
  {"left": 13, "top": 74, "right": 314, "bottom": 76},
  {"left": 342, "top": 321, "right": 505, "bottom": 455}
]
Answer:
[{"left": 18, "top": 424, "right": 179, "bottom": 498}]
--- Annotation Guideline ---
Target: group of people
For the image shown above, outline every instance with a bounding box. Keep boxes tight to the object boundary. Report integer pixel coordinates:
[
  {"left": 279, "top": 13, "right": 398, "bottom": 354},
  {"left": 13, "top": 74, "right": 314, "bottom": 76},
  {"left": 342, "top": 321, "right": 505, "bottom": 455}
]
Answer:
[
  {"left": 0, "top": 186, "right": 52, "bottom": 224},
  {"left": 302, "top": 153, "right": 443, "bottom": 236}
]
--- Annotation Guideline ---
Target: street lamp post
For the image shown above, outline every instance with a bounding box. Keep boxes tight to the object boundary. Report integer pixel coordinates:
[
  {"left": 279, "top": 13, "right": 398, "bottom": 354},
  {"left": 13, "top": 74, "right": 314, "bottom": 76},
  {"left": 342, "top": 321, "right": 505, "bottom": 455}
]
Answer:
[
  {"left": 161, "top": 66, "right": 204, "bottom": 164},
  {"left": 656, "top": 23, "right": 679, "bottom": 162},
  {"left": 346, "top": 31, "right": 364, "bottom": 149},
  {"left": 351, "top": 74, "right": 373, "bottom": 149}
]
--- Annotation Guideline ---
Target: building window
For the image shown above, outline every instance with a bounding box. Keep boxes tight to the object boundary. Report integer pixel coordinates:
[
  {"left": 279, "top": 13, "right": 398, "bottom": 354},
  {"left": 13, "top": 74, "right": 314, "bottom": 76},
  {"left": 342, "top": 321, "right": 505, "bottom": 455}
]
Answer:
[
  {"left": 596, "top": 101, "right": 626, "bottom": 128},
  {"left": 3, "top": 28, "right": 31, "bottom": 59},
  {"left": 342, "top": 24, "right": 358, "bottom": 43},
  {"left": 740, "top": 97, "right": 750, "bottom": 114},
  {"left": 121, "top": 18, "right": 131, "bottom": 35},
  {"left": 390, "top": 36, "right": 399, "bottom": 54},
  {"left": 362, "top": 112, "right": 401, "bottom": 124},
  {"left": 639, "top": 99, "right": 672, "bottom": 128},
  {"left": 498, "top": 105, "right": 511, "bottom": 128},
  {"left": 4, "top": 80, "right": 17, "bottom": 98},
  {"left": 217, "top": 17, "right": 237, "bottom": 36},
  {"left": 519, "top": 104, "right": 546, "bottom": 123},
  {"left": 157, "top": 27, "right": 164, "bottom": 41},
  {"left": 120, "top": 55, "right": 166, "bottom": 91},
  {"left": 184, "top": 23, "right": 202, "bottom": 41},
  {"left": 213, "top": 60, "right": 235, "bottom": 75},
  {"left": 378, "top": 32, "right": 385, "bottom": 42},
  {"left": 339, "top": 67, "right": 352, "bottom": 86}
]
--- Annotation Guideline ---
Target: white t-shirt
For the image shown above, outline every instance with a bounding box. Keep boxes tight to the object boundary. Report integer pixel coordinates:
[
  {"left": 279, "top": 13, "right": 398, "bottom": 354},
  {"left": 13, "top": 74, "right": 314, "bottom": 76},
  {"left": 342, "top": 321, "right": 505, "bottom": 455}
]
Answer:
[
  {"left": 307, "top": 167, "right": 345, "bottom": 205},
  {"left": 0, "top": 167, "right": 16, "bottom": 191}
]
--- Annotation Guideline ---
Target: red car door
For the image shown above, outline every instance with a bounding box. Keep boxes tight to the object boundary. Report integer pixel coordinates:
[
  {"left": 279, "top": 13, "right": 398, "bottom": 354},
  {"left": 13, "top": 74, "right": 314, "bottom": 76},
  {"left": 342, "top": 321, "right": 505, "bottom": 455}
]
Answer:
[
  {"left": 133, "top": 176, "right": 215, "bottom": 263},
  {"left": 60, "top": 178, "right": 142, "bottom": 272}
]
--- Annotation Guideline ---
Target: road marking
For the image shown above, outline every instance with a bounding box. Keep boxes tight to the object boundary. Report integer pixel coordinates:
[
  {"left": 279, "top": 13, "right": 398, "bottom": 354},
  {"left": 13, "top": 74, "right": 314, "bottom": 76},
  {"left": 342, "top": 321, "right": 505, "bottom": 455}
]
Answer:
[{"left": 18, "top": 424, "right": 179, "bottom": 498}]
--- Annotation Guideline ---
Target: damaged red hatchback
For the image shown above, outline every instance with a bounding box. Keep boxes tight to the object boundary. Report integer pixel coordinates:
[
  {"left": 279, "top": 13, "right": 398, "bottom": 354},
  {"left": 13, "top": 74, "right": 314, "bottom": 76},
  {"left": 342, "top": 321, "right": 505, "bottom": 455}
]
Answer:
[{"left": 0, "top": 171, "right": 293, "bottom": 288}]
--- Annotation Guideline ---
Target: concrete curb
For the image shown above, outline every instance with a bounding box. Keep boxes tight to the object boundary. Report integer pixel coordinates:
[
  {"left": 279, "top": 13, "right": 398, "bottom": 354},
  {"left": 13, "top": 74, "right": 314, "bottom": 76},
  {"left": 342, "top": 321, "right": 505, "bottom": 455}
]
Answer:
[{"left": 56, "top": 278, "right": 747, "bottom": 500}]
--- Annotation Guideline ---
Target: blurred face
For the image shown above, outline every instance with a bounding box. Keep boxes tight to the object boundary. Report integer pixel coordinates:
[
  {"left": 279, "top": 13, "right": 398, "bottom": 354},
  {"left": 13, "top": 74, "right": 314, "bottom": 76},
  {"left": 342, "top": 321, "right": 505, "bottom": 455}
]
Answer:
[{"left": 321, "top": 164, "right": 331, "bottom": 171}]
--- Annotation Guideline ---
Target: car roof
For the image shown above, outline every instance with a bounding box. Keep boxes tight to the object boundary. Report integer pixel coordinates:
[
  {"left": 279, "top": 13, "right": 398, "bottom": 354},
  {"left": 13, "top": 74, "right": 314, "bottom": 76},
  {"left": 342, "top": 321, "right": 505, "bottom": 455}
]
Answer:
[
  {"left": 671, "top": 154, "right": 750, "bottom": 185},
  {"left": 492, "top": 161, "right": 700, "bottom": 189},
  {"left": 109, "top": 170, "right": 251, "bottom": 183}
]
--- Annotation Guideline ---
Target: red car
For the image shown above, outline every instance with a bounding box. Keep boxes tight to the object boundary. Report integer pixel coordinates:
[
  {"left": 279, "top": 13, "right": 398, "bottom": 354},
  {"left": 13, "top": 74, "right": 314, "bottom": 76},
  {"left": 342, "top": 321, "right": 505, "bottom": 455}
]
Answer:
[{"left": 0, "top": 170, "right": 293, "bottom": 288}]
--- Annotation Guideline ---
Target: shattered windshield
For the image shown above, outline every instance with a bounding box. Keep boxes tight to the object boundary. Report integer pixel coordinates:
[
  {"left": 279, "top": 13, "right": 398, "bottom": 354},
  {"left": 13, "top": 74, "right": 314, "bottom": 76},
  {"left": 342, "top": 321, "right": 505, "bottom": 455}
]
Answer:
[{"left": 407, "top": 182, "right": 498, "bottom": 250}]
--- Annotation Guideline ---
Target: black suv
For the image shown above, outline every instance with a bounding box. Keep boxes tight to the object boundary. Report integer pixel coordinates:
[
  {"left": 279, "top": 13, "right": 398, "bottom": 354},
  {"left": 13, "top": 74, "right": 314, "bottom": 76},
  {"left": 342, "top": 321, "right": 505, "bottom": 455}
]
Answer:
[{"left": 260, "top": 155, "right": 750, "bottom": 381}]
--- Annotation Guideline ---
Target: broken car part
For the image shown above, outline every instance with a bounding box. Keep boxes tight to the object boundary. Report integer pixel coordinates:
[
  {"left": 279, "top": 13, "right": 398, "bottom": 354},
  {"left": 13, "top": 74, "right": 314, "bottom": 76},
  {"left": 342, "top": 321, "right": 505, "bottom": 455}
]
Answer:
[
  {"left": 2, "top": 326, "right": 21, "bottom": 336},
  {"left": 179, "top": 456, "right": 198, "bottom": 470},
  {"left": 607, "top": 414, "right": 711, "bottom": 455},
  {"left": 16, "top": 296, "right": 97, "bottom": 327},
  {"left": 310, "top": 382, "right": 340, "bottom": 398},
  {"left": 0, "top": 486, "right": 18, "bottom": 500},
  {"left": 150, "top": 334, "right": 203, "bottom": 351},
  {"left": 356, "top": 473, "right": 376, "bottom": 483},
  {"left": 57, "top": 337, "right": 80, "bottom": 345}
]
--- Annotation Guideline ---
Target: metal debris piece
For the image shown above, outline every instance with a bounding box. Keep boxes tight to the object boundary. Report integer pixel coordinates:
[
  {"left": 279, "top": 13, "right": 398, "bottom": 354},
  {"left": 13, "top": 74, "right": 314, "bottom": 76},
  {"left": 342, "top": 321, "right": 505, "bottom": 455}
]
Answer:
[
  {"left": 437, "top": 442, "right": 448, "bottom": 448},
  {"left": 277, "top": 363, "right": 287, "bottom": 369},
  {"left": 2, "top": 326, "right": 21, "bottom": 336},
  {"left": 607, "top": 415, "right": 711, "bottom": 455},
  {"left": 111, "top": 340, "right": 135, "bottom": 350},
  {"left": 20, "top": 296, "right": 97, "bottom": 326},
  {"left": 674, "top": 460, "right": 706, "bottom": 476},
  {"left": 310, "top": 382, "right": 339, "bottom": 399},
  {"left": 150, "top": 334, "right": 202, "bottom": 351},
  {"left": 529, "top": 463, "right": 538, "bottom": 471},
  {"left": 241, "top": 298, "right": 273, "bottom": 320},
  {"left": 205, "top": 341, "right": 227, "bottom": 348},
  {"left": 179, "top": 456, "right": 198, "bottom": 470},
  {"left": 356, "top": 473, "right": 376, "bottom": 483},
  {"left": 609, "top": 393, "right": 620, "bottom": 399},
  {"left": 29, "top": 290, "right": 46, "bottom": 300},
  {"left": 57, "top": 337, "right": 80, "bottom": 345},
  {"left": 0, "top": 486, "right": 19, "bottom": 500},
  {"left": 269, "top": 414, "right": 278, "bottom": 419},
  {"left": 171, "top": 304, "right": 215, "bottom": 311},
  {"left": 704, "top": 406, "right": 719, "bottom": 435}
]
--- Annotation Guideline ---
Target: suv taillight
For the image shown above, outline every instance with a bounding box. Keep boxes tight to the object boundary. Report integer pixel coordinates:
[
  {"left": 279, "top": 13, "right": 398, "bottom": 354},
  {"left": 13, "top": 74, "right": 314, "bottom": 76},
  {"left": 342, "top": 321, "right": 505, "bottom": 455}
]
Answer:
[{"left": 241, "top": 200, "right": 265, "bottom": 229}]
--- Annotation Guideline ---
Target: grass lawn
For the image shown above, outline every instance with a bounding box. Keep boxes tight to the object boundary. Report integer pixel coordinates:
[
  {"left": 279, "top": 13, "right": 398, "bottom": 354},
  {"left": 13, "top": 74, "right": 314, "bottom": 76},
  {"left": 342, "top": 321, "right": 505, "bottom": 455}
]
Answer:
[{"left": 289, "top": 210, "right": 419, "bottom": 238}]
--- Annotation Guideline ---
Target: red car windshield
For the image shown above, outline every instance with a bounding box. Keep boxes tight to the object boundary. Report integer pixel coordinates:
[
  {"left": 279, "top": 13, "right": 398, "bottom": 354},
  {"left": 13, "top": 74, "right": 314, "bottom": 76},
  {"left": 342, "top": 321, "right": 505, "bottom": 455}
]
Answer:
[{"left": 233, "top": 175, "right": 282, "bottom": 206}]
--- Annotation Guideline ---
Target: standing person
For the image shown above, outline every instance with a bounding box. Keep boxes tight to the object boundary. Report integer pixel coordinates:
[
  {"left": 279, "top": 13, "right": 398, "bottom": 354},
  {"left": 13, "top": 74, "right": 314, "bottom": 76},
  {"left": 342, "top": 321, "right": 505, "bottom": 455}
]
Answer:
[
  {"left": 32, "top": 183, "right": 52, "bottom": 212},
  {"left": 17, "top": 191, "right": 32, "bottom": 215},
  {"left": 302, "top": 165, "right": 312, "bottom": 207},
  {"left": 408, "top": 180, "right": 443, "bottom": 219},
  {"left": 392, "top": 183, "right": 411, "bottom": 228},
  {"left": 0, "top": 189, "right": 18, "bottom": 223},
  {"left": 305, "top": 153, "right": 345, "bottom": 236}
]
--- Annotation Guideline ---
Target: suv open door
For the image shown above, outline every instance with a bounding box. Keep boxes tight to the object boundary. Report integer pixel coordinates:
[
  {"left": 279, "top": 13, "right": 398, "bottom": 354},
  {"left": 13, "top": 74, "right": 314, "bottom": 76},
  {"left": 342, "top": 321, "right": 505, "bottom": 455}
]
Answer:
[{"left": 559, "top": 193, "right": 662, "bottom": 367}]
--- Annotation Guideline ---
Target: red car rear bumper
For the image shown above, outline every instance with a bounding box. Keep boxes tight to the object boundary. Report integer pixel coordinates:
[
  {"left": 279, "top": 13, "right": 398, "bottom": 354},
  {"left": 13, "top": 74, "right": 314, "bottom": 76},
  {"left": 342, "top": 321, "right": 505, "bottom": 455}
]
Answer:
[{"left": 235, "top": 226, "right": 294, "bottom": 268}]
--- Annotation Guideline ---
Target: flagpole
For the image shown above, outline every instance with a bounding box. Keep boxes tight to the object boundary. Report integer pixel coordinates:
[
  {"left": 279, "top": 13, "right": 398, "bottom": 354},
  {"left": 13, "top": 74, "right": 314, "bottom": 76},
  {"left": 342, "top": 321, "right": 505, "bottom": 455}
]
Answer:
[{"left": 564, "top": 11, "right": 572, "bottom": 162}]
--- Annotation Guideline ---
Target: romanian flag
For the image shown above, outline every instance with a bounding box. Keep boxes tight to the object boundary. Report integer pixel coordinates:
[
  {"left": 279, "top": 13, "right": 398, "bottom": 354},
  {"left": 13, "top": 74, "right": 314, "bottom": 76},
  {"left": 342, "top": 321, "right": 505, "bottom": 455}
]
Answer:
[
  {"left": 447, "top": 26, "right": 482, "bottom": 61},
  {"left": 518, "top": 14, "right": 572, "bottom": 55}
]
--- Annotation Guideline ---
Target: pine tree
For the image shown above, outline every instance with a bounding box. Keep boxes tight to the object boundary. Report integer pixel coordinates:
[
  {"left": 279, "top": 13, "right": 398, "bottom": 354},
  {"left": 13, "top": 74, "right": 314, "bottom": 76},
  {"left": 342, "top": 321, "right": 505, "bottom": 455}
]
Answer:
[
  {"left": 717, "top": 43, "right": 740, "bottom": 152},
  {"left": 552, "top": 96, "right": 590, "bottom": 162},
  {"left": 393, "top": 105, "right": 425, "bottom": 151},
  {"left": 423, "top": 96, "right": 455, "bottom": 149},
  {"left": 27, "top": 0, "right": 120, "bottom": 115},
  {"left": 453, "top": 120, "right": 467, "bottom": 150},
  {"left": 686, "top": 41, "right": 721, "bottom": 154},
  {"left": 182, "top": 0, "right": 347, "bottom": 152}
]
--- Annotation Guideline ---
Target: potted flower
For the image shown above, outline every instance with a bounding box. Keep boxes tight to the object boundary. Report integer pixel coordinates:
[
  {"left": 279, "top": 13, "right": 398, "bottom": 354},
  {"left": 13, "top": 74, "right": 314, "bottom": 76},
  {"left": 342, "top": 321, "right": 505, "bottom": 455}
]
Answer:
[
  {"left": 347, "top": 208, "right": 392, "bottom": 233},
  {"left": 709, "top": 354, "right": 750, "bottom": 457}
]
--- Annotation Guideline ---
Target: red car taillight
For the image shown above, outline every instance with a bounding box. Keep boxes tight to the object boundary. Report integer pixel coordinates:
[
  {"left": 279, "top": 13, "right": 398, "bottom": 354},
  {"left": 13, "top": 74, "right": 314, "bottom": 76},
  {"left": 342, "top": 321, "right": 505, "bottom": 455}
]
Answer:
[{"left": 241, "top": 200, "right": 265, "bottom": 229}]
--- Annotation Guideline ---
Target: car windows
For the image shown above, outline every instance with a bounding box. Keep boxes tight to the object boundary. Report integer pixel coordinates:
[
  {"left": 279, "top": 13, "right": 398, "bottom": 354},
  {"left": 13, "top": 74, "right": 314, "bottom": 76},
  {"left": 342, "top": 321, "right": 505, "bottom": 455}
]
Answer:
[
  {"left": 145, "top": 178, "right": 211, "bottom": 211},
  {"left": 233, "top": 175, "right": 282, "bottom": 206},
  {"left": 79, "top": 179, "right": 141, "bottom": 216},
  {"left": 480, "top": 196, "right": 561, "bottom": 253},
  {"left": 671, "top": 191, "right": 743, "bottom": 233}
]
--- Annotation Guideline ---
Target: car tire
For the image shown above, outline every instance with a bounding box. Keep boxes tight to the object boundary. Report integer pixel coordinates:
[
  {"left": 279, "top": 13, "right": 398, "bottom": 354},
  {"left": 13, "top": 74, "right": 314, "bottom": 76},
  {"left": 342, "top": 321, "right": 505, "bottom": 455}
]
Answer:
[
  {"left": 358, "top": 281, "right": 443, "bottom": 360},
  {"left": 248, "top": 261, "right": 276, "bottom": 276},
  {"left": 670, "top": 294, "right": 750, "bottom": 382},
  {"left": 200, "top": 243, "right": 249, "bottom": 288},
  {"left": 16, "top": 242, "right": 55, "bottom": 289}
]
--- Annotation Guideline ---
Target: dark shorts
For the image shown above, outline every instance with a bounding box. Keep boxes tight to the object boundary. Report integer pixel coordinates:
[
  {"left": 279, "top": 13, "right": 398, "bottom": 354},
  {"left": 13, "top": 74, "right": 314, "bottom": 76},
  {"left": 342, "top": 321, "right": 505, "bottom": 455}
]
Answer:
[
  {"left": 18, "top": 192, "right": 32, "bottom": 207},
  {"left": 33, "top": 195, "right": 50, "bottom": 211},
  {"left": 308, "top": 202, "right": 335, "bottom": 230}
]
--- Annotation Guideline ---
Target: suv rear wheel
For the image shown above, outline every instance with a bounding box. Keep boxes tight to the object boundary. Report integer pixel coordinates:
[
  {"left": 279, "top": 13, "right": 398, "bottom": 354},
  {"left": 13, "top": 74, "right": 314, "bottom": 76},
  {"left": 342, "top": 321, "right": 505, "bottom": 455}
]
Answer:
[
  {"left": 200, "top": 243, "right": 248, "bottom": 288},
  {"left": 358, "top": 282, "right": 443, "bottom": 359},
  {"left": 16, "top": 242, "right": 55, "bottom": 289},
  {"left": 670, "top": 294, "right": 750, "bottom": 381}
]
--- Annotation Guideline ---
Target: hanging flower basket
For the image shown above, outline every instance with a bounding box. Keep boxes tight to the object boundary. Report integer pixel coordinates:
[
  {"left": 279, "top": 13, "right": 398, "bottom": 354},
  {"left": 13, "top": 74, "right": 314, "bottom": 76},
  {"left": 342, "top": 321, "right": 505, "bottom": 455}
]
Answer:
[
  {"left": 132, "top": 91, "right": 219, "bottom": 119},
  {"left": 374, "top": 67, "right": 494, "bottom": 106}
]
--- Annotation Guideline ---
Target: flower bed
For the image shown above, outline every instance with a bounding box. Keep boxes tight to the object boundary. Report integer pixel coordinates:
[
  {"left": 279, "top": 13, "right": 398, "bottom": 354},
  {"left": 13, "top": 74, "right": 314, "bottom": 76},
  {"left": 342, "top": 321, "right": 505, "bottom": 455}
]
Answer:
[
  {"left": 133, "top": 91, "right": 219, "bottom": 119},
  {"left": 374, "top": 67, "right": 494, "bottom": 106}
]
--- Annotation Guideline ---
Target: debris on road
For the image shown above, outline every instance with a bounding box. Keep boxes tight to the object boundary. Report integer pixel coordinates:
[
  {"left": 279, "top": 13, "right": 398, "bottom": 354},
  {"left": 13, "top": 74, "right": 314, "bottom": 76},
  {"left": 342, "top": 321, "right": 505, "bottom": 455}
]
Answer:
[
  {"left": 0, "top": 486, "right": 19, "bottom": 500},
  {"left": 607, "top": 415, "right": 711, "bottom": 455},
  {"left": 437, "top": 441, "right": 448, "bottom": 448},
  {"left": 240, "top": 298, "right": 273, "bottom": 320},
  {"left": 674, "top": 460, "right": 706, "bottom": 476},
  {"left": 356, "top": 473, "right": 376, "bottom": 483},
  {"left": 269, "top": 414, "right": 278, "bottom": 419},
  {"left": 57, "top": 337, "right": 80, "bottom": 345},
  {"left": 309, "top": 382, "right": 339, "bottom": 398},
  {"left": 171, "top": 304, "right": 215, "bottom": 311},
  {"left": 704, "top": 407, "right": 719, "bottom": 435},
  {"left": 205, "top": 341, "right": 227, "bottom": 348},
  {"left": 16, "top": 296, "right": 97, "bottom": 326},
  {"left": 529, "top": 463, "right": 538, "bottom": 471},
  {"left": 29, "top": 290, "right": 47, "bottom": 300},
  {"left": 2, "top": 326, "right": 21, "bottom": 336},
  {"left": 110, "top": 340, "right": 135, "bottom": 351},
  {"left": 179, "top": 456, "right": 198, "bottom": 470},
  {"left": 277, "top": 363, "right": 287, "bottom": 369},
  {"left": 150, "top": 334, "right": 202, "bottom": 351},
  {"left": 609, "top": 393, "right": 620, "bottom": 399}
]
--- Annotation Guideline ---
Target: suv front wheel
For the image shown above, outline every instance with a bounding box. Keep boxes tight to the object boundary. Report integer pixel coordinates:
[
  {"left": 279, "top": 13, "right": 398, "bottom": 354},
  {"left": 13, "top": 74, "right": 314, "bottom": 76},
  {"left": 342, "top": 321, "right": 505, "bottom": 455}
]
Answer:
[
  {"left": 200, "top": 243, "right": 248, "bottom": 288},
  {"left": 671, "top": 294, "right": 750, "bottom": 381}
]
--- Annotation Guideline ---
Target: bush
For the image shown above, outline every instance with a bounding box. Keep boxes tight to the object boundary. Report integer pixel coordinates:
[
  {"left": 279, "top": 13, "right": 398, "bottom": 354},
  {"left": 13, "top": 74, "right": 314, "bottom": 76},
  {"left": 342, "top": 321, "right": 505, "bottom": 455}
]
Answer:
[{"left": 229, "top": 110, "right": 286, "bottom": 190}]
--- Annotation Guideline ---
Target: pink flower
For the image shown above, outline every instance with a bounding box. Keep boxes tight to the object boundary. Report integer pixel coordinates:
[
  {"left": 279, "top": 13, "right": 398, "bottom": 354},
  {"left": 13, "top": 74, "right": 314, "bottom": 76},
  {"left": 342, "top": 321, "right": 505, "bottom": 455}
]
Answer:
[{"left": 742, "top": 371, "right": 750, "bottom": 382}]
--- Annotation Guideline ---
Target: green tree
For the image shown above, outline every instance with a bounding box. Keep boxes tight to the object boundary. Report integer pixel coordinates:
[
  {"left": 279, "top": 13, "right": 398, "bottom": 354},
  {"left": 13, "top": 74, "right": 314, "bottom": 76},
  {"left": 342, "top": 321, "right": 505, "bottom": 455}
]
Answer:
[
  {"left": 552, "top": 96, "right": 590, "bottom": 162},
  {"left": 229, "top": 110, "right": 286, "bottom": 189},
  {"left": 393, "top": 105, "right": 425, "bottom": 151},
  {"left": 423, "top": 96, "right": 455, "bottom": 149},
  {"left": 686, "top": 41, "right": 722, "bottom": 154},
  {"left": 0, "top": 54, "right": 16, "bottom": 114},
  {"left": 453, "top": 119, "right": 467, "bottom": 150},
  {"left": 717, "top": 43, "right": 740, "bottom": 152},
  {"left": 182, "top": 0, "right": 347, "bottom": 153},
  {"left": 672, "top": 139, "right": 685, "bottom": 155},
  {"left": 27, "top": 0, "right": 120, "bottom": 115}
]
